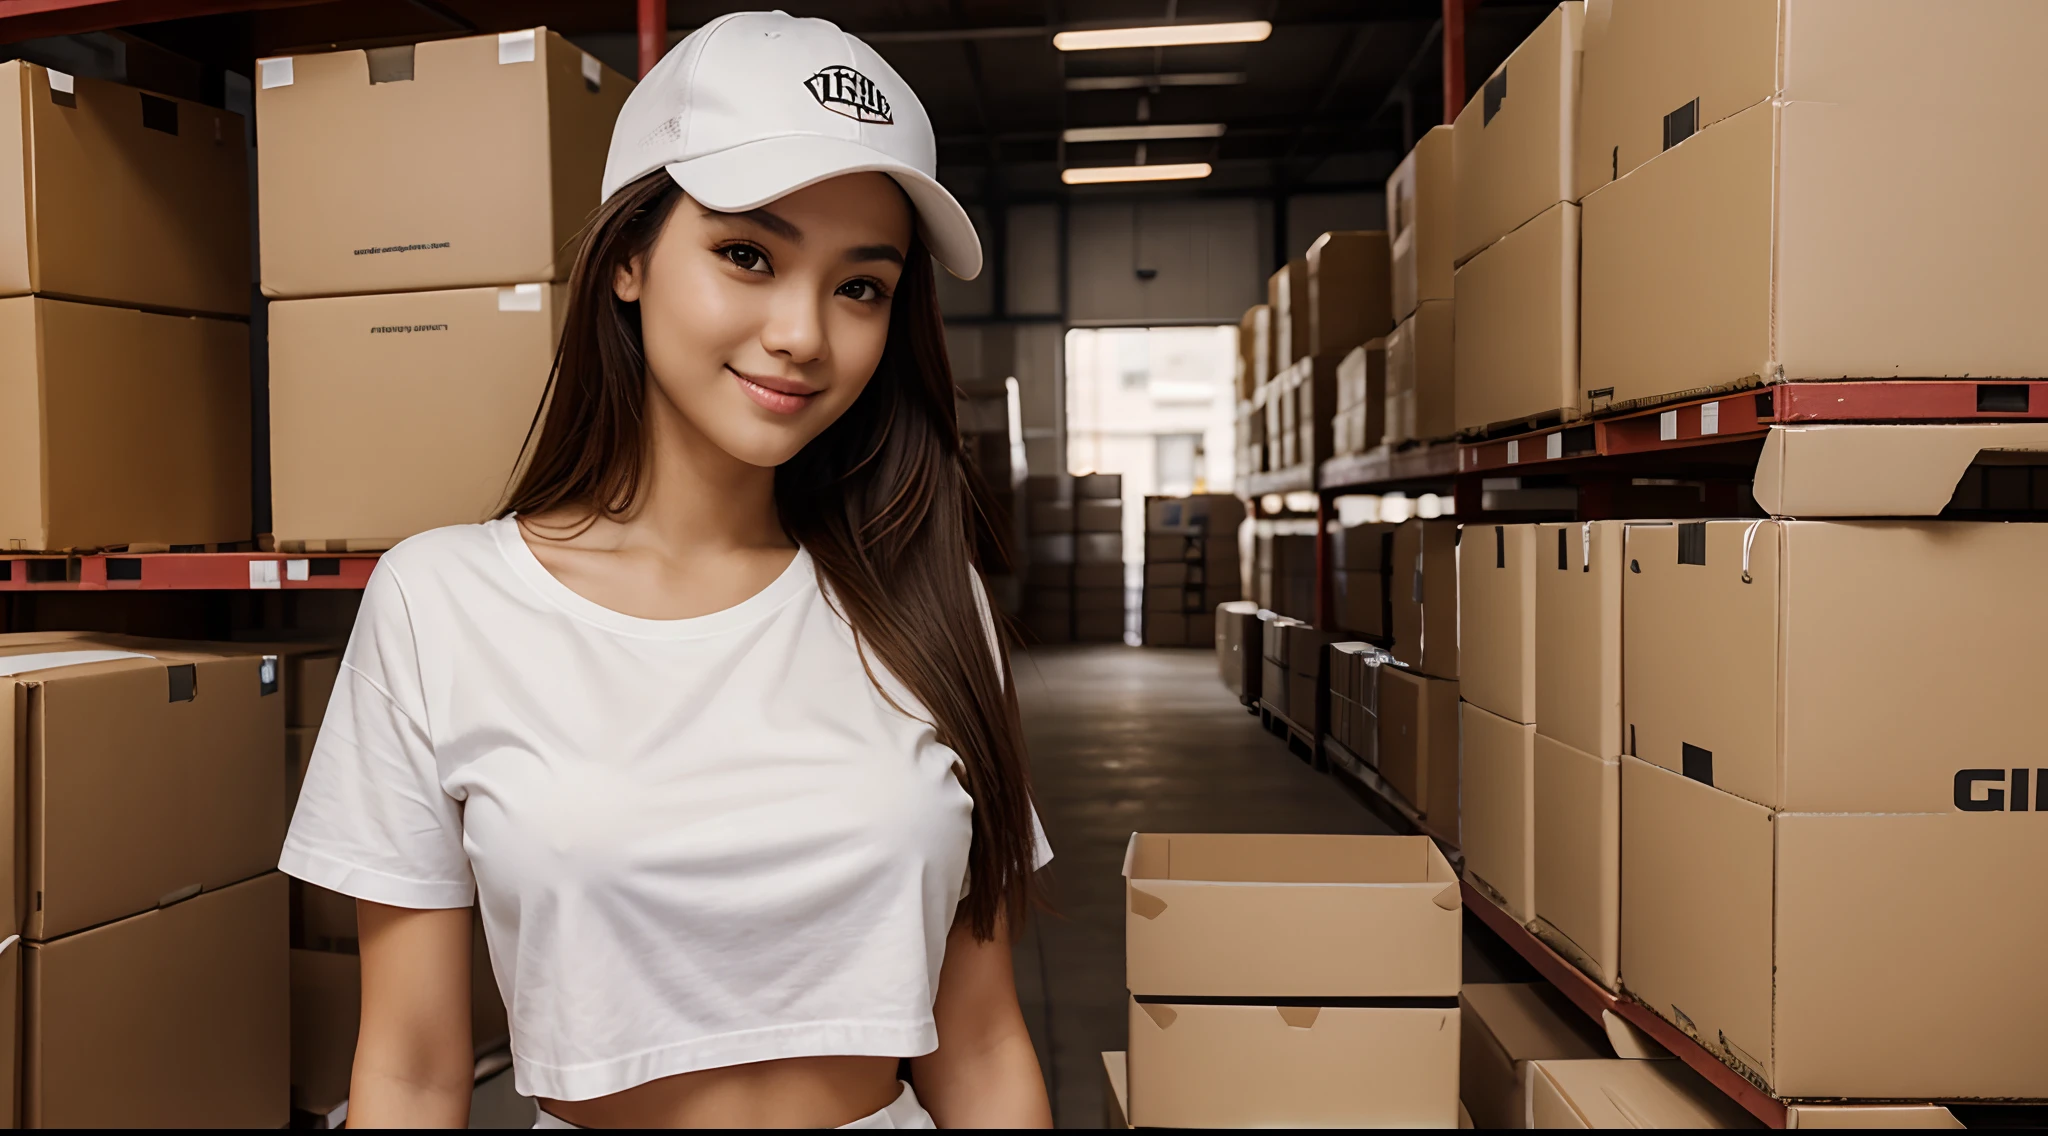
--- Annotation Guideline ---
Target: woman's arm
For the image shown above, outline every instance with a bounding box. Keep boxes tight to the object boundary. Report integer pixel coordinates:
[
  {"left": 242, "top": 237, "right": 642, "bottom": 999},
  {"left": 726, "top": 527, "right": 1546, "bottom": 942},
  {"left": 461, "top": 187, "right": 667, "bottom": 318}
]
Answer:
[
  {"left": 349, "top": 901, "right": 476, "bottom": 1128},
  {"left": 910, "top": 915, "right": 1054, "bottom": 1128}
]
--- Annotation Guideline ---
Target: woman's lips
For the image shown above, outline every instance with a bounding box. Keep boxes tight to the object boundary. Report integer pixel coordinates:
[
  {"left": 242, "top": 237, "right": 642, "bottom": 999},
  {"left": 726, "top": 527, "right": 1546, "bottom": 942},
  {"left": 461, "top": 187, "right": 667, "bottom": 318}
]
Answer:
[{"left": 729, "top": 367, "right": 819, "bottom": 415}]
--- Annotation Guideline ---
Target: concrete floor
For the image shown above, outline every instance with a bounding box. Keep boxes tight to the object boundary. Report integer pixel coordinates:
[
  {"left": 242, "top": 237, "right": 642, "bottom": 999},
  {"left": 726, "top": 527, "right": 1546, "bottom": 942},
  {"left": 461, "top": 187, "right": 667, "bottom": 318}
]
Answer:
[{"left": 1011, "top": 645, "right": 1410, "bottom": 1129}]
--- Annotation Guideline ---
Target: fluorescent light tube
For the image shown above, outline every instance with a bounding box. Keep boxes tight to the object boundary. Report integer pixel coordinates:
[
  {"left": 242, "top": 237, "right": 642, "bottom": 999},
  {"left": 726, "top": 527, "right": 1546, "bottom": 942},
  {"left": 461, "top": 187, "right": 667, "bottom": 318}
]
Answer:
[
  {"left": 1053, "top": 21, "right": 1272, "bottom": 52},
  {"left": 1064, "top": 72, "right": 1247, "bottom": 91},
  {"left": 1061, "top": 123, "right": 1226, "bottom": 143},
  {"left": 1061, "top": 163, "right": 1213, "bottom": 185}
]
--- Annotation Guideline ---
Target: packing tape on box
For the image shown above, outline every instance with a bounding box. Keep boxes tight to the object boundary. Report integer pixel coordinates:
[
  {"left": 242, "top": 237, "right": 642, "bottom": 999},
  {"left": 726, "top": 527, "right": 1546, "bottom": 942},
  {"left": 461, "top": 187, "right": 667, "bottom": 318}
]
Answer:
[
  {"left": 259, "top": 57, "right": 293, "bottom": 89},
  {"left": 499, "top": 29, "right": 537, "bottom": 65},
  {"left": 47, "top": 68, "right": 74, "bottom": 94},
  {"left": 582, "top": 52, "right": 602, "bottom": 89},
  {"left": 0, "top": 649, "right": 151, "bottom": 677},
  {"left": 499, "top": 283, "right": 544, "bottom": 312}
]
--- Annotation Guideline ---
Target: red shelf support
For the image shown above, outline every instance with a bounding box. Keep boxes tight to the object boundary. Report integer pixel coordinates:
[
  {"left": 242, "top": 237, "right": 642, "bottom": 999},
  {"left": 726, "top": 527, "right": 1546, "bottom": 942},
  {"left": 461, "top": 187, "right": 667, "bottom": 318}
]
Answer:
[{"left": 0, "top": 553, "right": 378, "bottom": 592}]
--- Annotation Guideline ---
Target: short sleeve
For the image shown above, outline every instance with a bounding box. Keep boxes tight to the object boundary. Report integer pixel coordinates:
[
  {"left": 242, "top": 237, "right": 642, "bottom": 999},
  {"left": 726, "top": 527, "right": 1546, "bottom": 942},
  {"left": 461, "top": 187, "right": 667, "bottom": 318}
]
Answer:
[
  {"left": 279, "top": 562, "right": 475, "bottom": 909},
  {"left": 1029, "top": 805, "right": 1053, "bottom": 871}
]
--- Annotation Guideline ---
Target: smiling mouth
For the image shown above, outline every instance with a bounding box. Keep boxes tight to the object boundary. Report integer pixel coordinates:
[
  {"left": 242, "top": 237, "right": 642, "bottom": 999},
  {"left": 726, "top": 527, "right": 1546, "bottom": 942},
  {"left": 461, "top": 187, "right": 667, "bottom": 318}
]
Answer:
[{"left": 729, "top": 367, "right": 819, "bottom": 415}]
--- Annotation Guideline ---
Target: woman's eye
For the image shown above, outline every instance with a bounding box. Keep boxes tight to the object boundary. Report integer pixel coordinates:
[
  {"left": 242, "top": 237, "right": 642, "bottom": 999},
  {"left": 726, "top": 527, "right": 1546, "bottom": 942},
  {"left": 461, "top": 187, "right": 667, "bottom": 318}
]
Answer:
[
  {"left": 838, "top": 280, "right": 885, "bottom": 302},
  {"left": 723, "top": 245, "right": 768, "bottom": 273}
]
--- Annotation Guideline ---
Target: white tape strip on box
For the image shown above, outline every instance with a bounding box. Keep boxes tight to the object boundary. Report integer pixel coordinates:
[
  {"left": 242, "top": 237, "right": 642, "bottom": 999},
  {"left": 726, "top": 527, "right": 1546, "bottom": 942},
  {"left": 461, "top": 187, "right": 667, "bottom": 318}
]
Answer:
[
  {"left": 499, "top": 283, "right": 544, "bottom": 311},
  {"left": 0, "top": 650, "right": 151, "bottom": 678},
  {"left": 582, "top": 52, "right": 602, "bottom": 88},
  {"left": 47, "top": 69, "right": 74, "bottom": 94},
  {"left": 499, "top": 29, "right": 537, "bottom": 65},
  {"left": 259, "top": 57, "right": 294, "bottom": 89}
]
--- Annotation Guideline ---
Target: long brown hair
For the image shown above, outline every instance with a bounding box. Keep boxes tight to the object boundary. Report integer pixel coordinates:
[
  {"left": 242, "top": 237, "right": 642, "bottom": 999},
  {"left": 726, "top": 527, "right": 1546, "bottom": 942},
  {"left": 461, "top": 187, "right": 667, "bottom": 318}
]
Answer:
[{"left": 502, "top": 172, "right": 1038, "bottom": 939}]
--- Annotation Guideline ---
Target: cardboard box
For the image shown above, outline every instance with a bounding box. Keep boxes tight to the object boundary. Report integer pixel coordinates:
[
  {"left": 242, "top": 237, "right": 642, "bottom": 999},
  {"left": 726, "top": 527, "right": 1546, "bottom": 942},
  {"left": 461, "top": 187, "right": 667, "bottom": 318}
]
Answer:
[
  {"left": 1074, "top": 563, "right": 1123, "bottom": 589},
  {"left": 1291, "top": 352, "right": 1344, "bottom": 471},
  {"left": 1332, "top": 521, "right": 1394, "bottom": 574},
  {"left": 257, "top": 28, "right": 631, "bottom": 298},
  {"left": 1378, "top": 667, "right": 1460, "bottom": 833},
  {"left": 1782, "top": 1103, "right": 1962, "bottom": 1130},
  {"left": 1123, "top": 833, "right": 1460, "bottom": 1128},
  {"left": 289, "top": 948, "right": 357, "bottom": 1116},
  {"left": 1459, "top": 982, "right": 1608, "bottom": 1131},
  {"left": 0, "top": 635, "right": 285, "bottom": 941},
  {"left": 1524, "top": 1057, "right": 1756, "bottom": 1129},
  {"left": 1238, "top": 305, "right": 1270, "bottom": 399},
  {"left": 1534, "top": 520, "right": 1625, "bottom": 760},
  {"left": 1460, "top": 703, "right": 1536, "bottom": 922},
  {"left": 1024, "top": 474, "right": 1074, "bottom": 503},
  {"left": 1457, "top": 522, "right": 1534, "bottom": 722},
  {"left": 1075, "top": 499, "right": 1121, "bottom": 533},
  {"left": 1077, "top": 473, "right": 1122, "bottom": 499},
  {"left": 1305, "top": 230, "right": 1394, "bottom": 359},
  {"left": 1102, "top": 1051, "right": 1129, "bottom": 1129},
  {"left": 1076, "top": 533, "right": 1122, "bottom": 563},
  {"left": 1027, "top": 501, "right": 1073, "bottom": 533},
  {"left": 1217, "top": 601, "right": 1260, "bottom": 698},
  {"left": 1143, "top": 532, "right": 1237, "bottom": 564},
  {"left": 0, "top": 297, "right": 250, "bottom": 552},
  {"left": 1623, "top": 519, "right": 2048, "bottom": 812},
  {"left": 1387, "top": 125, "right": 1455, "bottom": 321},
  {"left": 1028, "top": 533, "right": 1075, "bottom": 565},
  {"left": 268, "top": 284, "right": 563, "bottom": 550},
  {"left": 1753, "top": 421, "right": 2048, "bottom": 519},
  {"left": 24, "top": 872, "right": 288, "bottom": 1128},
  {"left": 0, "top": 61, "right": 249, "bottom": 316},
  {"left": 1385, "top": 300, "right": 1455, "bottom": 444},
  {"left": 1336, "top": 339, "right": 1385, "bottom": 422},
  {"left": 1452, "top": 3, "right": 1583, "bottom": 263},
  {"left": 1267, "top": 257, "right": 1309, "bottom": 369},
  {"left": 1579, "top": 2, "right": 2048, "bottom": 413},
  {"left": 1260, "top": 658, "right": 1290, "bottom": 719},
  {"left": 1390, "top": 519, "right": 1458, "bottom": 679},
  {"left": 1144, "top": 494, "right": 1245, "bottom": 536},
  {"left": 1621, "top": 755, "right": 2048, "bottom": 1099},
  {"left": 1532, "top": 733, "right": 1620, "bottom": 990},
  {"left": 1142, "top": 585, "right": 1208, "bottom": 615},
  {"left": 1452, "top": 202, "right": 1579, "bottom": 432},
  {"left": 1334, "top": 569, "right": 1385, "bottom": 637}
]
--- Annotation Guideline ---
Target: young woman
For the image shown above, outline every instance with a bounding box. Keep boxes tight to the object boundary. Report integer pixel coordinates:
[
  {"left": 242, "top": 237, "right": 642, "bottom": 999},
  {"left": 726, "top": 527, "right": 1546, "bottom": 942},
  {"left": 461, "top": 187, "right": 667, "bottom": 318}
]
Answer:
[{"left": 281, "top": 12, "right": 1052, "bottom": 1129}]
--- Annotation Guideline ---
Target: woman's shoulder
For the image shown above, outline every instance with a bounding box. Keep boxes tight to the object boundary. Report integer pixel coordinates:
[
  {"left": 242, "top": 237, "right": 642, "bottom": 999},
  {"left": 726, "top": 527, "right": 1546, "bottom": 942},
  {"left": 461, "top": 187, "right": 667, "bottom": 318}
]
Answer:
[{"left": 365, "top": 520, "right": 522, "bottom": 605}]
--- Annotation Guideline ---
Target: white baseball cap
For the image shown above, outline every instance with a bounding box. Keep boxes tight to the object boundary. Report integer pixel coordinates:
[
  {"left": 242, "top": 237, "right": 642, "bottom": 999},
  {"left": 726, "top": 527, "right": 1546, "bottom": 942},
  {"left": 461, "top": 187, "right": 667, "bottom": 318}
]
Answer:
[{"left": 601, "top": 10, "right": 982, "bottom": 280}]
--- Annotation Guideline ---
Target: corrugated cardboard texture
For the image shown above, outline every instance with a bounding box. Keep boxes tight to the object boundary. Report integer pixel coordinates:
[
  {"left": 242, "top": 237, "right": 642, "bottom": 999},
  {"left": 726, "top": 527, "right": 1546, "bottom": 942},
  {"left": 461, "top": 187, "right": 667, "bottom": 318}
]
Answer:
[
  {"left": 269, "top": 284, "right": 563, "bottom": 546},
  {"left": 1459, "top": 982, "right": 1607, "bottom": 1131},
  {"left": 1127, "top": 997, "right": 1458, "bottom": 1129},
  {"left": 1572, "top": 0, "right": 1776, "bottom": 199},
  {"left": 9, "top": 637, "right": 285, "bottom": 939},
  {"left": 0, "top": 62, "right": 249, "bottom": 316},
  {"left": 1627, "top": 519, "right": 2048, "bottom": 812},
  {"left": 1459, "top": 703, "right": 1535, "bottom": 922},
  {"left": 258, "top": 29, "right": 631, "bottom": 298},
  {"left": 1534, "top": 521, "right": 1624, "bottom": 760},
  {"left": 1619, "top": 757, "right": 1776, "bottom": 1091},
  {"left": 1386, "top": 125, "right": 1455, "bottom": 321},
  {"left": 1525, "top": 1057, "right": 1757, "bottom": 1129},
  {"left": 1532, "top": 733, "right": 1619, "bottom": 991},
  {"left": 1305, "top": 230, "right": 1393, "bottom": 359},
  {"left": 1452, "top": 3, "right": 1582, "bottom": 263},
  {"left": 25, "top": 872, "right": 288, "bottom": 1128},
  {"left": 1452, "top": 201, "right": 1578, "bottom": 432},
  {"left": 1122, "top": 832, "right": 1459, "bottom": 999},
  {"left": 1378, "top": 668, "right": 1460, "bottom": 828},
  {"left": 1457, "top": 522, "right": 1534, "bottom": 722},
  {"left": 1267, "top": 258, "right": 1308, "bottom": 369},
  {"left": 1754, "top": 422, "right": 2048, "bottom": 518},
  {"left": 0, "top": 297, "right": 250, "bottom": 551},
  {"left": 1583, "top": 1, "right": 2048, "bottom": 409}
]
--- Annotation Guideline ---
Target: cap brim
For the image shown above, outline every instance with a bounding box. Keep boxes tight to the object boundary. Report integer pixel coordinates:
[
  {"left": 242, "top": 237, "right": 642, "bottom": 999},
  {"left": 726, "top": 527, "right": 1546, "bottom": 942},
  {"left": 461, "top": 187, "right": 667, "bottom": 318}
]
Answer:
[{"left": 665, "top": 137, "right": 982, "bottom": 280}]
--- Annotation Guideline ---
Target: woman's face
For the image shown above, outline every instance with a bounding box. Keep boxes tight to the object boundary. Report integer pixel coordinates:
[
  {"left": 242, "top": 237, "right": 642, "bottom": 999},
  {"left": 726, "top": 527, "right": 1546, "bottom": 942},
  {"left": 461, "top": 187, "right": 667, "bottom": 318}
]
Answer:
[{"left": 616, "top": 172, "right": 916, "bottom": 469}]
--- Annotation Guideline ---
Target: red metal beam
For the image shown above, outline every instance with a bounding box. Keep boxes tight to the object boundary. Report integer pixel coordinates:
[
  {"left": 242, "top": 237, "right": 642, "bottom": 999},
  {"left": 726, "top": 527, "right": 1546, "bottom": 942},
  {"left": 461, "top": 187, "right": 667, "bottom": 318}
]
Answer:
[
  {"left": 637, "top": 0, "right": 667, "bottom": 77},
  {"left": 0, "top": 0, "right": 325, "bottom": 44},
  {"left": 1442, "top": 0, "right": 1467, "bottom": 123}
]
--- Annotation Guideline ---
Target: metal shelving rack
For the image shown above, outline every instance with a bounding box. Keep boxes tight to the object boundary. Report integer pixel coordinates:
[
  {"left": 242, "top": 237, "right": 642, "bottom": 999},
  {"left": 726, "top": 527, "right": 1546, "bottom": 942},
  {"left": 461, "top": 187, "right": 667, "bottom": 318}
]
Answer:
[{"left": 0, "top": 552, "right": 380, "bottom": 591}]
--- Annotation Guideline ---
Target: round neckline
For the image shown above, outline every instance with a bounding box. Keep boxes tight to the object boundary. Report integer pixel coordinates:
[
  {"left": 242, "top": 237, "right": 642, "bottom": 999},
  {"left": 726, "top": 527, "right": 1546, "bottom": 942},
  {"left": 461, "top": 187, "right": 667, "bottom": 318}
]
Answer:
[{"left": 489, "top": 516, "right": 814, "bottom": 639}]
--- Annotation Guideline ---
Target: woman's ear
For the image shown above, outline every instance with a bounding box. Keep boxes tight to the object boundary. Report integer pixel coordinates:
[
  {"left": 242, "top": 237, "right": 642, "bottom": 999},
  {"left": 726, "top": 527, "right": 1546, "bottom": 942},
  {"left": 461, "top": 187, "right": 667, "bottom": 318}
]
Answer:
[{"left": 613, "top": 255, "right": 644, "bottom": 303}]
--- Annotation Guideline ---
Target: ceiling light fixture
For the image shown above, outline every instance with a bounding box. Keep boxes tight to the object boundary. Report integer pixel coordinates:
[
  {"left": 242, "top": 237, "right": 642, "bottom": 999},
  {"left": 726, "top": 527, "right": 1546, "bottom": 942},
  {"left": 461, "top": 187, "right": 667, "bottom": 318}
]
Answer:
[
  {"left": 1064, "top": 72, "right": 1248, "bottom": 91},
  {"left": 1061, "top": 162, "right": 1214, "bottom": 185},
  {"left": 1061, "top": 123, "right": 1226, "bottom": 144},
  {"left": 1053, "top": 21, "right": 1272, "bottom": 52}
]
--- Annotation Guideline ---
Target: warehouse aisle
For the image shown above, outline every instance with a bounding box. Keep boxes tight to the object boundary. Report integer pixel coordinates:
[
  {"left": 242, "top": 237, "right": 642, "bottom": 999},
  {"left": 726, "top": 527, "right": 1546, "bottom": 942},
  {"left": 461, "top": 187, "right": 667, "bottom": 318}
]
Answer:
[{"left": 1009, "top": 645, "right": 1397, "bottom": 1129}]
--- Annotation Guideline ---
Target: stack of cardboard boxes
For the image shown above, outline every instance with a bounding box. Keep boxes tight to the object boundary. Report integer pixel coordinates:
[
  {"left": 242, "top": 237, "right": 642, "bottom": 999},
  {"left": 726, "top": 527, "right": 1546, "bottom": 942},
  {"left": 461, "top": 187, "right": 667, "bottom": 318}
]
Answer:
[
  {"left": 1383, "top": 126, "right": 1456, "bottom": 447},
  {"left": 258, "top": 29, "right": 631, "bottom": 550},
  {"left": 1213, "top": 600, "right": 1263, "bottom": 705},
  {"left": 1022, "top": 474, "right": 1124, "bottom": 642},
  {"left": 1331, "top": 340, "right": 1385, "bottom": 459},
  {"left": 1325, "top": 641, "right": 1392, "bottom": 770},
  {"left": 1329, "top": 520, "right": 1395, "bottom": 638},
  {"left": 955, "top": 378, "right": 1023, "bottom": 612},
  {"left": 1250, "top": 519, "right": 1314, "bottom": 619},
  {"left": 1121, "top": 833, "right": 1462, "bottom": 1127},
  {"left": 1, "top": 634, "right": 289, "bottom": 1126},
  {"left": 1140, "top": 494, "right": 1243, "bottom": 647},
  {"left": 1457, "top": 525, "right": 1538, "bottom": 925},
  {"left": 0, "top": 62, "right": 252, "bottom": 553},
  {"left": 1451, "top": 2, "right": 1582, "bottom": 436},
  {"left": 1378, "top": 519, "right": 1461, "bottom": 841}
]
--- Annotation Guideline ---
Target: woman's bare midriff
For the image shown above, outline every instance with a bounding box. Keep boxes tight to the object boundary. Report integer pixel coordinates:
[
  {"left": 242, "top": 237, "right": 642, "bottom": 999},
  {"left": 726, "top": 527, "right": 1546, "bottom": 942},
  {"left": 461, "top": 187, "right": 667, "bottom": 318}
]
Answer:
[{"left": 537, "top": 1054, "right": 902, "bottom": 1129}]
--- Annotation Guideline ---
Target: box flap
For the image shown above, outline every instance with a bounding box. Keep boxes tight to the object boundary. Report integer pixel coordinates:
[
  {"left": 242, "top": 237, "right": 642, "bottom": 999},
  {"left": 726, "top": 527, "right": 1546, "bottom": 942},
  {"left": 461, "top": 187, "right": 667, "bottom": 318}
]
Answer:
[
  {"left": 1526, "top": 1058, "right": 1758, "bottom": 1129},
  {"left": 1754, "top": 423, "right": 2048, "bottom": 517}
]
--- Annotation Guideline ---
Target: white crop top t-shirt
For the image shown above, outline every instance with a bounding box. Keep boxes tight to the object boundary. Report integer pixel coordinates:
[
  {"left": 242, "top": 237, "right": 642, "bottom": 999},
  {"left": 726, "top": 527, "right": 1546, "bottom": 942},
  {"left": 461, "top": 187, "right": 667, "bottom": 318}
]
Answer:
[{"left": 279, "top": 518, "right": 1050, "bottom": 1102}]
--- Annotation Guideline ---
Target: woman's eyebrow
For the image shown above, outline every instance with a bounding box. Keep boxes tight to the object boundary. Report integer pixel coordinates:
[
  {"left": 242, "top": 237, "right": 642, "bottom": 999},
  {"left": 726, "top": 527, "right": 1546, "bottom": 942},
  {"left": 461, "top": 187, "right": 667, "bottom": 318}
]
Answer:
[
  {"left": 706, "top": 207, "right": 804, "bottom": 243},
  {"left": 847, "top": 244, "right": 905, "bottom": 266}
]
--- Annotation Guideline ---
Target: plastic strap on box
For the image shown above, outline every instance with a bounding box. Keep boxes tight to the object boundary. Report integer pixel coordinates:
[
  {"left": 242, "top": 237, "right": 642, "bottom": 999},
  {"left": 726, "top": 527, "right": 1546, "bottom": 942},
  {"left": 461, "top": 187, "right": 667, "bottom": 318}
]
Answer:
[
  {"left": 1739, "top": 518, "right": 1768, "bottom": 584},
  {"left": 498, "top": 283, "right": 543, "bottom": 311},
  {"left": 258, "top": 57, "right": 293, "bottom": 89},
  {"left": 499, "top": 29, "right": 538, "bottom": 65}
]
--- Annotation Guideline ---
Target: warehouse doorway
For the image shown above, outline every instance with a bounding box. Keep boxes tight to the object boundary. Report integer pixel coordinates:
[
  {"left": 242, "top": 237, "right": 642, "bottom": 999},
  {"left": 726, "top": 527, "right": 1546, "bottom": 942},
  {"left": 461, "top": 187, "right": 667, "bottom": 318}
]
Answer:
[{"left": 1064, "top": 325, "right": 1240, "bottom": 641}]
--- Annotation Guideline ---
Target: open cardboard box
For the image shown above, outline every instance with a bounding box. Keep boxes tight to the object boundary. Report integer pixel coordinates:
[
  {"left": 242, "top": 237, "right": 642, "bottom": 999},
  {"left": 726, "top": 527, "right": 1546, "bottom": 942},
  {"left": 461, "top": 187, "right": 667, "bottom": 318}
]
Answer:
[
  {"left": 1754, "top": 422, "right": 2048, "bottom": 517},
  {"left": 1123, "top": 833, "right": 1460, "bottom": 1128}
]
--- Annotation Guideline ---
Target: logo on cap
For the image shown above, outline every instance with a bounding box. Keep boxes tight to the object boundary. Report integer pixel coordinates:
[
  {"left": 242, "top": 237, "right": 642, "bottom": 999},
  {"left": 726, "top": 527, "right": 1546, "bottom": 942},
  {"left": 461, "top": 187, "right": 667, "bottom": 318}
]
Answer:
[{"left": 804, "top": 65, "right": 892, "bottom": 124}]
